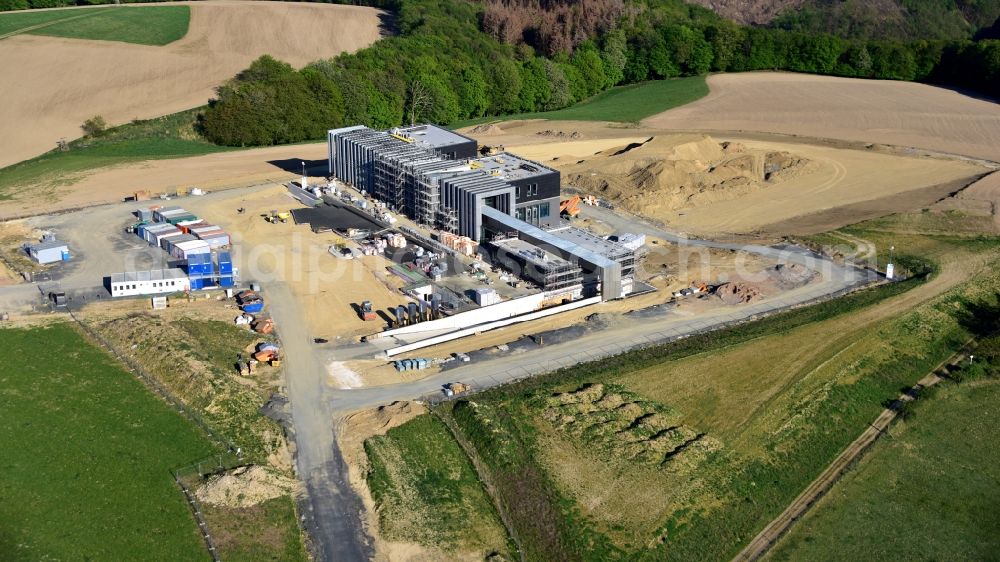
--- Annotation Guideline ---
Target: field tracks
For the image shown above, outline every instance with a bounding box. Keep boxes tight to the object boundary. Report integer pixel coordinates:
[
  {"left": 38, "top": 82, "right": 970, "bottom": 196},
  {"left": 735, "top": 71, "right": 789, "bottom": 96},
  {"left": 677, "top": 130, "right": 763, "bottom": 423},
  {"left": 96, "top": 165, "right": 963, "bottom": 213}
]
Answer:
[
  {"left": 733, "top": 340, "right": 976, "bottom": 562},
  {"left": 0, "top": 10, "right": 101, "bottom": 41},
  {"left": 433, "top": 408, "right": 526, "bottom": 562}
]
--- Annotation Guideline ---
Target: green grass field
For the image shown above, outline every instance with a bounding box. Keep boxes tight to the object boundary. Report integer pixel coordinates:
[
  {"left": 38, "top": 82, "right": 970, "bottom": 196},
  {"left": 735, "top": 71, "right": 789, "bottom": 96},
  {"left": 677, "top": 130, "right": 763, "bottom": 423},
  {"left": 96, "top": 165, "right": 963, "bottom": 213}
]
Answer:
[
  {"left": 0, "top": 5, "right": 189, "bottom": 45},
  {"left": 0, "top": 108, "right": 232, "bottom": 200},
  {"left": 364, "top": 414, "right": 512, "bottom": 557},
  {"left": 451, "top": 77, "right": 708, "bottom": 128},
  {"left": 769, "top": 378, "right": 1000, "bottom": 561},
  {"left": 418, "top": 210, "right": 1000, "bottom": 560},
  {"left": 0, "top": 322, "right": 217, "bottom": 560},
  {"left": 199, "top": 495, "right": 308, "bottom": 562}
]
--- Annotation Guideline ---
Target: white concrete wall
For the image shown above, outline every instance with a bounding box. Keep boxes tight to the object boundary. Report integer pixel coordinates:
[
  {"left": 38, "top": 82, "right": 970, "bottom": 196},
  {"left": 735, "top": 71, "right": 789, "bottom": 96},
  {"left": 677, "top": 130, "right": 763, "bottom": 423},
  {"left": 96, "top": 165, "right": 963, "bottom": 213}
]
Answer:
[
  {"left": 384, "top": 296, "right": 600, "bottom": 357},
  {"left": 378, "top": 293, "right": 546, "bottom": 338}
]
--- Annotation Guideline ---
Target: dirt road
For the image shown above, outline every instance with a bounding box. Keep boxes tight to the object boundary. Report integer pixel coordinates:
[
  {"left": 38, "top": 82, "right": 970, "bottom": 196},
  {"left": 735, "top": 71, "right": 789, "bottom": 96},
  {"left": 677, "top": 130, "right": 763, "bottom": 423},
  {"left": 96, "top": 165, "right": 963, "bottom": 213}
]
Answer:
[
  {"left": 732, "top": 347, "right": 974, "bottom": 562},
  {"left": 264, "top": 281, "right": 374, "bottom": 562}
]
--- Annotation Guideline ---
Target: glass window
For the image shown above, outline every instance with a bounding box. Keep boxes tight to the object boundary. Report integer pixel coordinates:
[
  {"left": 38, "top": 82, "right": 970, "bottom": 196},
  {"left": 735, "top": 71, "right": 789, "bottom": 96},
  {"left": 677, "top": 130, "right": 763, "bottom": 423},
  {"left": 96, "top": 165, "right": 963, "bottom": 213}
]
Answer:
[
  {"left": 540, "top": 202, "right": 550, "bottom": 218},
  {"left": 516, "top": 208, "right": 526, "bottom": 221}
]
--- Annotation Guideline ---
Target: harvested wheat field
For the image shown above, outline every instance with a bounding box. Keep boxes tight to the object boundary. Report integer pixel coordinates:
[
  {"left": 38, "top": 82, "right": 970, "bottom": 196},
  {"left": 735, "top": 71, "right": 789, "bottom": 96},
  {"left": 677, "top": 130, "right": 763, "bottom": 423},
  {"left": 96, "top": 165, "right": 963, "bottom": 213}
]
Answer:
[
  {"left": 0, "top": 0, "right": 383, "bottom": 168},
  {"left": 646, "top": 72, "right": 1000, "bottom": 162}
]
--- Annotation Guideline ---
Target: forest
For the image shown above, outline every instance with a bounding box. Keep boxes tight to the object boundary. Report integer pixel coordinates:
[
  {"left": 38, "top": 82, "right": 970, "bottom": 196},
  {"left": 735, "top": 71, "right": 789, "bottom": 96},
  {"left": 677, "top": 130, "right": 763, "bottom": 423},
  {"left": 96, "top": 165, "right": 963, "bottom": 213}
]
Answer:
[{"left": 198, "top": 0, "right": 999, "bottom": 147}]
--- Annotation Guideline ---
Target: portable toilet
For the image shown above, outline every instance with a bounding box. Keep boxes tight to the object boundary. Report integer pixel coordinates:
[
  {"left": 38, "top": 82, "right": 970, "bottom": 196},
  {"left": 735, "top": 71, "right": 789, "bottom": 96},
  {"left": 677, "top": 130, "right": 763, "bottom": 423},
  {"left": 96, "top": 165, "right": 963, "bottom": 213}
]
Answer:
[{"left": 61, "top": 249, "right": 70, "bottom": 262}]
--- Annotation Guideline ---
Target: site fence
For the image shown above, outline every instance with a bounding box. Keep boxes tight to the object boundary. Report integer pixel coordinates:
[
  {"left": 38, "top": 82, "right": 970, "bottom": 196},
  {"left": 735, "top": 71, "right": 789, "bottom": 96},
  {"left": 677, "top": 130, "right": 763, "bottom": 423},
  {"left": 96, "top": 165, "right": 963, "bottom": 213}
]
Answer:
[{"left": 67, "top": 308, "right": 244, "bottom": 562}]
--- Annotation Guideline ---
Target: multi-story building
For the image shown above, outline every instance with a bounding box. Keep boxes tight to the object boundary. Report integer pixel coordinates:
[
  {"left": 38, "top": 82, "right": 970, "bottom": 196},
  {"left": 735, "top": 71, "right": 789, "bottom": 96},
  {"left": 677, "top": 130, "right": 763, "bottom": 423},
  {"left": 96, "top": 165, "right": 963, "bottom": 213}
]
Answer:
[{"left": 328, "top": 123, "right": 634, "bottom": 301}]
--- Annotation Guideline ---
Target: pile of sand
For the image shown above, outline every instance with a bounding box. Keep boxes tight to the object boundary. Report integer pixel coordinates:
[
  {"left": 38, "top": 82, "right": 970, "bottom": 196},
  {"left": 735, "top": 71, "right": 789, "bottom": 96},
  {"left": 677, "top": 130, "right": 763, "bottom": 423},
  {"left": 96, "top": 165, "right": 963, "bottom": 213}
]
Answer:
[
  {"left": 562, "top": 134, "right": 811, "bottom": 217},
  {"left": 536, "top": 129, "right": 582, "bottom": 139},
  {"left": 769, "top": 263, "right": 817, "bottom": 289},
  {"left": 195, "top": 465, "right": 297, "bottom": 508},
  {"left": 470, "top": 123, "right": 505, "bottom": 135},
  {"left": 715, "top": 281, "right": 762, "bottom": 305},
  {"left": 343, "top": 401, "right": 428, "bottom": 439}
]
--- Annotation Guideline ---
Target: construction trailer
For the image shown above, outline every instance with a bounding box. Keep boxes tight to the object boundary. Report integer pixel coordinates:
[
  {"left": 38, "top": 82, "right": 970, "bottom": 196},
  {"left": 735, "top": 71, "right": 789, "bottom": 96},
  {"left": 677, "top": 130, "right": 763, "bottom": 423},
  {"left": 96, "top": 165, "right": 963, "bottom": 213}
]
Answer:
[
  {"left": 109, "top": 268, "right": 190, "bottom": 297},
  {"left": 26, "top": 240, "right": 70, "bottom": 264}
]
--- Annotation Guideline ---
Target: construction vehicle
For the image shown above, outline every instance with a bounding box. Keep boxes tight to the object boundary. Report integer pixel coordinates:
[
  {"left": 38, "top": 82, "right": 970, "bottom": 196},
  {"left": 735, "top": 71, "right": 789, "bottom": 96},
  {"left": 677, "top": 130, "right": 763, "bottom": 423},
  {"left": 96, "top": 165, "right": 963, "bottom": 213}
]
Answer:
[
  {"left": 444, "top": 381, "right": 471, "bottom": 397},
  {"left": 265, "top": 210, "right": 291, "bottom": 223},
  {"left": 359, "top": 300, "right": 378, "bottom": 321},
  {"left": 560, "top": 195, "right": 582, "bottom": 218}
]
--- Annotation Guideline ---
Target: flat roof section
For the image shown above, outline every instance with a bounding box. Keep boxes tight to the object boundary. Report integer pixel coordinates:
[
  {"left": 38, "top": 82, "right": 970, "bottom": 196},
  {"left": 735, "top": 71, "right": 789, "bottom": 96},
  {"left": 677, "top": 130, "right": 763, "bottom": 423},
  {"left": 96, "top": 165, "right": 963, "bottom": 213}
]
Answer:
[
  {"left": 471, "top": 152, "right": 557, "bottom": 182},
  {"left": 111, "top": 268, "right": 188, "bottom": 284},
  {"left": 493, "top": 238, "right": 576, "bottom": 271},
  {"left": 548, "top": 225, "right": 632, "bottom": 260},
  {"left": 28, "top": 240, "right": 68, "bottom": 252},
  {"left": 482, "top": 206, "right": 616, "bottom": 269},
  {"left": 396, "top": 124, "right": 475, "bottom": 150}
]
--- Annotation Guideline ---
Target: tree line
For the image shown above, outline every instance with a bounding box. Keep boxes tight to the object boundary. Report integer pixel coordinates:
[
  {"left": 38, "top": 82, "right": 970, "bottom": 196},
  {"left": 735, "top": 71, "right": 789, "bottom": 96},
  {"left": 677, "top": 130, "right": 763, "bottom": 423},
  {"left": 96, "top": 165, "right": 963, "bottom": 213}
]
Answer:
[{"left": 200, "top": 0, "right": 1000, "bottom": 147}]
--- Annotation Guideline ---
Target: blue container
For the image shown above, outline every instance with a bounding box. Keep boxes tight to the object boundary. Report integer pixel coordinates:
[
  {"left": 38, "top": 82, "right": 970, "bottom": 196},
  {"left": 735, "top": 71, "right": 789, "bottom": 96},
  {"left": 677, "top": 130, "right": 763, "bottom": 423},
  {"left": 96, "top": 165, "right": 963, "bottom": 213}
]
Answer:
[
  {"left": 190, "top": 277, "right": 204, "bottom": 290},
  {"left": 219, "top": 276, "right": 234, "bottom": 287},
  {"left": 61, "top": 250, "right": 70, "bottom": 262},
  {"left": 242, "top": 301, "right": 264, "bottom": 313},
  {"left": 217, "top": 251, "right": 233, "bottom": 274}
]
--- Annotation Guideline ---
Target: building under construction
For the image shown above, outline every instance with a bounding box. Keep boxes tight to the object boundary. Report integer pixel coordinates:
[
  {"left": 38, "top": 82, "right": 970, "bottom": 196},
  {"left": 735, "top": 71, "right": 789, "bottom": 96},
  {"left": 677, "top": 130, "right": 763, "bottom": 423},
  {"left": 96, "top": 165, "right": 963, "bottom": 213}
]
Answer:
[
  {"left": 329, "top": 124, "right": 558, "bottom": 238},
  {"left": 327, "top": 123, "right": 635, "bottom": 301}
]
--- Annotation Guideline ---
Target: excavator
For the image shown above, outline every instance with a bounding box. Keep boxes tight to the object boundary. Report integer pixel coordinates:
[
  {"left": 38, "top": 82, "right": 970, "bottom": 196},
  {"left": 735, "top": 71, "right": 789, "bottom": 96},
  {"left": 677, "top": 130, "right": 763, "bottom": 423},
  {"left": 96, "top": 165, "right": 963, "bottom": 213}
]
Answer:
[
  {"left": 560, "top": 194, "right": 599, "bottom": 218},
  {"left": 560, "top": 195, "right": 582, "bottom": 218}
]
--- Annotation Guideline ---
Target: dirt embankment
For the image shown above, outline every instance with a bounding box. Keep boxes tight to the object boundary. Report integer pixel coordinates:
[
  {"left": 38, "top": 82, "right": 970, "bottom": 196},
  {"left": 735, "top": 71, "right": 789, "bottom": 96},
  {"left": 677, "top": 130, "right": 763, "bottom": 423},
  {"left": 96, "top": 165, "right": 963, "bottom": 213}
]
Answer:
[
  {"left": 196, "top": 465, "right": 299, "bottom": 508},
  {"left": 0, "top": 0, "right": 384, "bottom": 168},
  {"left": 337, "top": 401, "right": 457, "bottom": 562},
  {"left": 563, "top": 134, "right": 811, "bottom": 217}
]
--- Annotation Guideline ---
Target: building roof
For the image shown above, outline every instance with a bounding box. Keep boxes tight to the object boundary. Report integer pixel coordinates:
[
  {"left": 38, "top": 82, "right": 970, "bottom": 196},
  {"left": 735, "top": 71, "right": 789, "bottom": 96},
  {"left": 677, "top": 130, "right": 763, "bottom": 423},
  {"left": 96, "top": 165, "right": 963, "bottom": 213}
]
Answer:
[
  {"left": 493, "top": 237, "right": 576, "bottom": 271},
  {"left": 110, "top": 268, "right": 188, "bottom": 284},
  {"left": 470, "top": 152, "right": 557, "bottom": 182},
  {"left": 482, "top": 206, "right": 616, "bottom": 269},
  {"left": 395, "top": 124, "right": 475, "bottom": 150},
  {"left": 28, "top": 240, "right": 68, "bottom": 252},
  {"left": 548, "top": 225, "right": 633, "bottom": 260}
]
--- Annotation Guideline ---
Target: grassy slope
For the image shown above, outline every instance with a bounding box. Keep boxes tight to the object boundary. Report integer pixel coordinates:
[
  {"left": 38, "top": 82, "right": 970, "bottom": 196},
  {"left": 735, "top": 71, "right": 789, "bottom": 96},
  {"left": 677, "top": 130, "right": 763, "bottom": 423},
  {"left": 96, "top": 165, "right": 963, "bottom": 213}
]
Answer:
[
  {"left": 452, "top": 77, "right": 709, "bottom": 128},
  {"left": 199, "top": 495, "right": 308, "bottom": 562},
  {"left": 768, "top": 379, "right": 1000, "bottom": 561},
  {"left": 365, "top": 414, "right": 512, "bottom": 557},
  {"left": 0, "top": 108, "right": 232, "bottom": 199},
  {"left": 0, "top": 5, "right": 189, "bottom": 45},
  {"left": 0, "top": 322, "right": 216, "bottom": 561},
  {"left": 443, "top": 211, "right": 1000, "bottom": 560}
]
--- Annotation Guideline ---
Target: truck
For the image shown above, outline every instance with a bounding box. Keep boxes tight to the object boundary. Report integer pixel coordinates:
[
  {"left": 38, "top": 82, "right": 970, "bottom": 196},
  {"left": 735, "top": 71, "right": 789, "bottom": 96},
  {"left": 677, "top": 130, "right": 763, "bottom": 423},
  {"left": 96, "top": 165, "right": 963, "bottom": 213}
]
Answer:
[
  {"left": 444, "top": 381, "right": 471, "bottom": 397},
  {"left": 359, "top": 300, "right": 377, "bottom": 321}
]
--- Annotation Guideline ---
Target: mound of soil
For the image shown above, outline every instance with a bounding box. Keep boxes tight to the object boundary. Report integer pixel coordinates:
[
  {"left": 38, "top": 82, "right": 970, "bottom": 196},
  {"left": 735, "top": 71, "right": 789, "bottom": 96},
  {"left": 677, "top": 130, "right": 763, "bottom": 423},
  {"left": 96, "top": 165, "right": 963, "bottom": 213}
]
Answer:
[
  {"left": 563, "top": 134, "right": 811, "bottom": 217},
  {"left": 715, "top": 281, "right": 763, "bottom": 305},
  {"left": 343, "top": 401, "right": 427, "bottom": 438},
  {"left": 470, "top": 123, "right": 504, "bottom": 135},
  {"left": 769, "top": 263, "right": 817, "bottom": 289},
  {"left": 537, "top": 129, "right": 583, "bottom": 139},
  {"left": 196, "top": 465, "right": 296, "bottom": 508}
]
